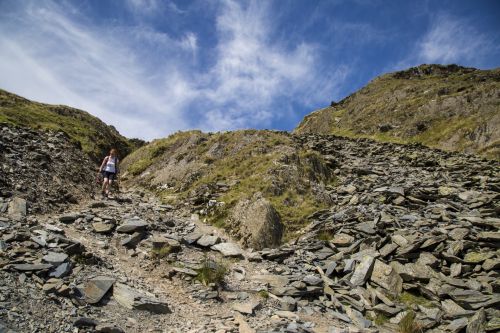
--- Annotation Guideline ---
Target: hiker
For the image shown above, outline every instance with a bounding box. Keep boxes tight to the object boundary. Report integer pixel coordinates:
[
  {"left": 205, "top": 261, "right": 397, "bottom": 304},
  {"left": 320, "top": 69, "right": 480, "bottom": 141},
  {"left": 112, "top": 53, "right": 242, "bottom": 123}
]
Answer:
[{"left": 98, "top": 148, "right": 119, "bottom": 198}]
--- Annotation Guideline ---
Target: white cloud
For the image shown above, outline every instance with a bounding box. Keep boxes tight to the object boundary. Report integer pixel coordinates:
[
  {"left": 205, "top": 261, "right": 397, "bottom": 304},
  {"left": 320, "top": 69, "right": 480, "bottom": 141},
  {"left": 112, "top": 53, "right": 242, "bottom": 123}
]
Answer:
[
  {"left": 418, "top": 15, "right": 489, "bottom": 63},
  {"left": 0, "top": 0, "right": 348, "bottom": 138},
  {"left": 415, "top": 14, "right": 492, "bottom": 65},
  {"left": 193, "top": 0, "right": 346, "bottom": 131}
]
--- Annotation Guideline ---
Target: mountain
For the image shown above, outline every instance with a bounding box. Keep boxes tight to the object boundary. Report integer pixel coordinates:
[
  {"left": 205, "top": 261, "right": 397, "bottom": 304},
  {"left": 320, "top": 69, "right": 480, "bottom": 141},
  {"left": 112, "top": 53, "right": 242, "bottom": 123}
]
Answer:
[
  {"left": 0, "top": 89, "right": 143, "bottom": 162},
  {"left": 295, "top": 64, "right": 500, "bottom": 160},
  {"left": 1, "top": 72, "right": 500, "bottom": 332}
]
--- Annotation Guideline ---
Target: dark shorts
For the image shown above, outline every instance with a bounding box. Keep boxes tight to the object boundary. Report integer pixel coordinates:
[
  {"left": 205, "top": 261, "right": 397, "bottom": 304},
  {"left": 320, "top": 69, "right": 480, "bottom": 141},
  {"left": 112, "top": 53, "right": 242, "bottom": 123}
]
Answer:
[{"left": 102, "top": 171, "right": 116, "bottom": 180}]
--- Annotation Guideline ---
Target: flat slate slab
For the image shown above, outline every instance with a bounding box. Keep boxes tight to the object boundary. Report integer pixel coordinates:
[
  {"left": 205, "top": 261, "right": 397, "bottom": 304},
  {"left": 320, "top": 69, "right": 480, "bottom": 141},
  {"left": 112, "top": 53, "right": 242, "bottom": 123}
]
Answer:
[
  {"left": 43, "top": 252, "right": 69, "bottom": 266},
  {"left": 211, "top": 242, "right": 242, "bottom": 257},
  {"left": 113, "top": 283, "right": 170, "bottom": 314},
  {"left": 83, "top": 276, "right": 115, "bottom": 304},
  {"left": 116, "top": 219, "right": 148, "bottom": 233},
  {"left": 13, "top": 264, "right": 52, "bottom": 271}
]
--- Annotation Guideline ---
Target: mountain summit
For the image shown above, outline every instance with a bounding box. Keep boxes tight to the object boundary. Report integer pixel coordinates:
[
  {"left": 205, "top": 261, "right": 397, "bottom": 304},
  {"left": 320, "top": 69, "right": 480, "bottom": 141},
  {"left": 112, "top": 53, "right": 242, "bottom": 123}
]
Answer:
[{"left": 295, "top": 64, "right": 500, "bottom": 160}]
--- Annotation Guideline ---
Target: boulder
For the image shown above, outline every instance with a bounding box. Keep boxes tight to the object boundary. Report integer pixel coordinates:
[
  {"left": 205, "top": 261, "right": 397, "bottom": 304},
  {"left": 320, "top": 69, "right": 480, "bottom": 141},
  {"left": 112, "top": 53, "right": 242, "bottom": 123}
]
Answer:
[{"left": 228, "top": 193, "right": 283, "bottom": 250}]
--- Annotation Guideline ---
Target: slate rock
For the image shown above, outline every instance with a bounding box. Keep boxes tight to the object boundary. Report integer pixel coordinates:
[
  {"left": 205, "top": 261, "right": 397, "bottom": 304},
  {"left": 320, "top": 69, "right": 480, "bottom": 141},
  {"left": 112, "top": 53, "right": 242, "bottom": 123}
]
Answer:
[
  {"left": 345, "top": 307, "right": 371, "bottom": 329},
  {"left": 232, "top": 300, "right": 260, "bottom": 315},
  {"left": 370, "top": 260, "right": 403, "bottom": 296},
  {"left": 113, "top": 283, "right": 170, "bottom": 314},
  {"left": 7, "top": 197, "right": 27, "bottom": 218},
  {"left": 120, "top": 232, "right": 145, "bottom": 248},
  {"left": 350, "top": 255, "right": 375, "bottom": 286},
  {"left": 59, "top": 214, "right": 80, "bottom": 223},
  {"left": 43, "top": 252, "right": 68, "bottom": 266},
  {"left": 49, "top": 262, "right": 72, "bottom": 278},
  {"left": 211, "top": 242, "right": 243, "bottom": 257},
  {"left": 196, "top": 234, "right": 221, "bottom": 247},
  {"left": 116, "top": 218, "right": 148, "bottom": 233},
  {"left": 92, "top": 222, "right": 115, "bottom": 234},
  {"left": 13, "top": 263, "right": 52, "bottom": 271},
  {"left": 84, "top": 276, "right": 115, "bottom": 304},
  {"left": 466, "top": 307, "right": 486, "bottom": 333}
]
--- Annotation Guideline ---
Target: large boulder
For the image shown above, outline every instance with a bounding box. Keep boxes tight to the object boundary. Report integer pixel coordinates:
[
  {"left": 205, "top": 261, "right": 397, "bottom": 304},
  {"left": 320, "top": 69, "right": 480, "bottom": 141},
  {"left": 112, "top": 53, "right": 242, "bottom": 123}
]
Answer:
[{"left": 228, "top": 193, "right": 283, "bottom": 250}]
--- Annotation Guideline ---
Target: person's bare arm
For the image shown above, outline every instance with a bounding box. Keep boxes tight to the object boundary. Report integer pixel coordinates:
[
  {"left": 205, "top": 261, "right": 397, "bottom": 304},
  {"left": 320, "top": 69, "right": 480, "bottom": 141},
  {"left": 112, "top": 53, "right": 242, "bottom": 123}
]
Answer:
[{"left": 98, "top": 157, "right": 108, "bottom": 173}]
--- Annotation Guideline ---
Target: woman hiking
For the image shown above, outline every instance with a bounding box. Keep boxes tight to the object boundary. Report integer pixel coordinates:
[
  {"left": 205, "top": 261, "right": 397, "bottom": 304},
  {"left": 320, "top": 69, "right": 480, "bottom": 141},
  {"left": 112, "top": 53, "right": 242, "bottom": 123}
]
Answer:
[{"left": 98, "top": 148, "right": 119, "bottom": 198}]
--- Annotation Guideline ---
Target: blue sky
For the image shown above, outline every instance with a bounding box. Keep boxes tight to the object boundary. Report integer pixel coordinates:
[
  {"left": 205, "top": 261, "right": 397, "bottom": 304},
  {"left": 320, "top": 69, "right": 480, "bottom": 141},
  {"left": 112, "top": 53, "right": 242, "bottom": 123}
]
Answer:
[{"left": 0, "top": 0, "right": 499, "bottom": 139}]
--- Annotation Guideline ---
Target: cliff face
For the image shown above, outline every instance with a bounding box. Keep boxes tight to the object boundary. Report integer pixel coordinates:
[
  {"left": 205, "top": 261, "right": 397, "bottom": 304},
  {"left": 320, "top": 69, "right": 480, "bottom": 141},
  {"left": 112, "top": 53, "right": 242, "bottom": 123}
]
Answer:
[{"left": 295, "top": 64, "right": 500, "bottom": 160}]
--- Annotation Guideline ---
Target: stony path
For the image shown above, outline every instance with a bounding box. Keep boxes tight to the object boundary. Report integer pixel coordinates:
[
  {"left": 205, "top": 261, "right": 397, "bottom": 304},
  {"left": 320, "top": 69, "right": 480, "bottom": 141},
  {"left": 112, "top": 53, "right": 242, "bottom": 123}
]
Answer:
[{"left": 1, "top": 191, "right": 344, "bottom": 333}]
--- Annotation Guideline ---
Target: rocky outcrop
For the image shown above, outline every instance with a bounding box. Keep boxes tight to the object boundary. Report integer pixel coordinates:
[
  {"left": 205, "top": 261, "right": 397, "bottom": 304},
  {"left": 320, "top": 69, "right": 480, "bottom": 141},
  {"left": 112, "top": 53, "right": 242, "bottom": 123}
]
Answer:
[
  {"left": 295, "top": 64, "right": 500, "bottom": 159},
  {"left": 0, "top": 124, "right": 95, "bottom": 214},
  {"left": 228, "top": 193, "right": 283, "bottom": 250}
]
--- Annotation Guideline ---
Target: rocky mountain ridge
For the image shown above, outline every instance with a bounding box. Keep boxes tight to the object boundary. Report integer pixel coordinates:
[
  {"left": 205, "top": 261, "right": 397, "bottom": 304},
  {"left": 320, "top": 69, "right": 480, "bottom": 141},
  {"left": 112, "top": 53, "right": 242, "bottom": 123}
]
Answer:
[{"left": 295, "top": 64, "right": 500, "bottom": 160}]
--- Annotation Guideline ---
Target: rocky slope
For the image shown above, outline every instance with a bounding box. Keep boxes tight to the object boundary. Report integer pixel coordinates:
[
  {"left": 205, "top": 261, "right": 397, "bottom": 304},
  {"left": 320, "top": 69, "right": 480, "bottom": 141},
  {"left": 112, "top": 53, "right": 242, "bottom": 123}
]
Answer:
[
  {"left": 0, "top": 89, "right": 145, "bottom": 214},
  {"left": 0, "top": 124, "right": 95, "bottom": 214},
  {"left": 0, "top": 89, "right": 142, "bottom": 162},
  {"left": 120, "top": 130, "right": 336, "bottom": 247},
  {"left": 1, "top": 133, "right": 499, "bottom": 333},
  {"left": 295, "top": 64, "right": 500, "bottom": 160}
]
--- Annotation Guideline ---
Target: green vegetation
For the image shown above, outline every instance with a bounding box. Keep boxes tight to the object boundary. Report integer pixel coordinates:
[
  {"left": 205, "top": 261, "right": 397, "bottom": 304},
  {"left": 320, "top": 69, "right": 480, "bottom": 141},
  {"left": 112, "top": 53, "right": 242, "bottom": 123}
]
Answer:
[
  {"left": 0, "top": 89, "right": 141, "bottom": 162},
  {"left": 317, "top": 230, "right": 335, "bottom": 241},
  {"left": 295, "top": 64, "right": 500, "bottom": 160},
  {"left": 151, "top": 245, "right": 174, "bottom": 259},
  {"left": 122, "top": 129, "right": 335, "bottom": 240},
  {"left": 373, "top": 313, "right": 390, "bottom": 326},
  {"left": 398, "top": 311, "right": 423, "bottom": 333},
  {"left": 398, "top": 291, "right": 434, "bottom": 308},
  {"left": 258, "top": 290, "right": 269, "bottom": 299},
  {"left": 195, "top": 256, "right": 228, "bottom": 287}
]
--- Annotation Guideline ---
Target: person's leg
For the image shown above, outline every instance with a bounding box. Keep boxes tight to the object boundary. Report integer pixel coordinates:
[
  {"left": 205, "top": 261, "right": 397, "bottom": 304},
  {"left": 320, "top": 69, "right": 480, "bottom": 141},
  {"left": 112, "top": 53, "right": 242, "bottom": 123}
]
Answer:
[
  {"left": 107, "top": 179, "right": 113, "bottom": 195},
  {"left": 102, "top": 177, "right": 109, "bottom": 195}
]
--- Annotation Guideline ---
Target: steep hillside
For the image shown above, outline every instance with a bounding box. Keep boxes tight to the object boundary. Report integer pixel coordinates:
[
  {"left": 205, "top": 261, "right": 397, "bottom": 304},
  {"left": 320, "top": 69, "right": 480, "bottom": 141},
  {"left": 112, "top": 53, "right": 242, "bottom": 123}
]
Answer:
[
  {"left": 295, "top": 64, "right": 500, "bottom": 159},
  {"left": 0, "top": 89, "right": 143, "bottom": 213},
  {"left": 121, "top": 130, "right": 336, "bottom": 245},
  {"left": 0, "top": 89, "right": 142, "bottom": 162}
]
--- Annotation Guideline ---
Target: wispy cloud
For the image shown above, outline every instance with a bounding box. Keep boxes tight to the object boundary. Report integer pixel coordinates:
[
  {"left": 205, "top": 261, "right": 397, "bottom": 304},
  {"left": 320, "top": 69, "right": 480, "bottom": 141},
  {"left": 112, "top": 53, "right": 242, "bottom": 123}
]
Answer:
[
  {"left": 394, "top": 14, "right": 494, "bottom": 70},
  {"left": 194, "top": 0, "right": 347, "bottom": 130},
  {"left": 0, "top": 0, "right": 347, "bottom": 139},
  {"left": 418, "top": 14, "right": 490, "bottom": 63}
]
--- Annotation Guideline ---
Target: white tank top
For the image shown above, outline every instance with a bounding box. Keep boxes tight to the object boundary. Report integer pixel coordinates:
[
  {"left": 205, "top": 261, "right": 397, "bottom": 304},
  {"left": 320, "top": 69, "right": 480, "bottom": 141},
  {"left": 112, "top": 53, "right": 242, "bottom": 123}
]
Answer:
[{"left": 104, "top": 156, "right": 117, "bottom": 173}]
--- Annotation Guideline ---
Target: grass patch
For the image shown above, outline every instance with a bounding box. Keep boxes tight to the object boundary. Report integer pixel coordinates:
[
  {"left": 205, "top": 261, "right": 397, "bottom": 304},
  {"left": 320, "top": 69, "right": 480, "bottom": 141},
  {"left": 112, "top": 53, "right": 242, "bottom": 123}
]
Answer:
[
  {"left": 399, "top": 311, "right": 423, "bottom": 333},
  {"left": 151, "top": 245, "right": 174, "bottom": 259},
  {"left": 398, "top": 291, "right": 433, "bottom": 308},
  {"left": 258, "top": 290, "right": 269, "bottom": 299},
  {"left": 195, "top": 256, "right": 228, "bottom": 287},
  {"left": 374, "top": 313, "right": 390, "bottom": 326},
  {"left": 317, "top": 230, "right": 335, "bottom": 241}
]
